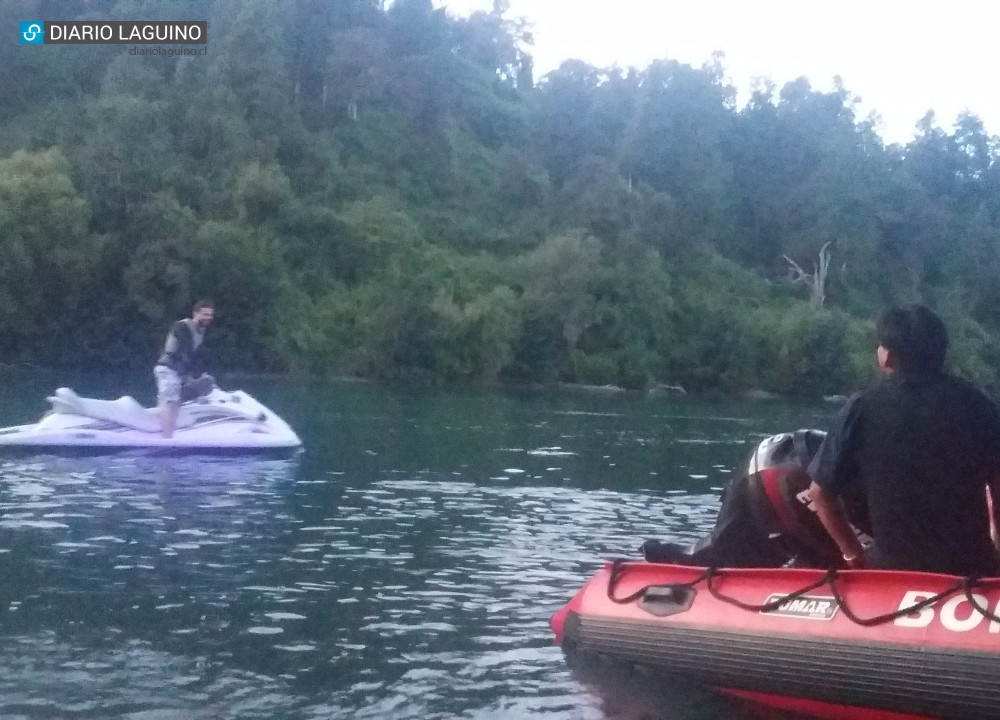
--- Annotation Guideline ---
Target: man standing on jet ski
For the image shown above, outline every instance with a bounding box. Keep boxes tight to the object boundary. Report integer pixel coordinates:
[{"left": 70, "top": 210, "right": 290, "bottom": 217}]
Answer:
[{"left": 154, "top": 299, "right": 215, "bottom": 438}]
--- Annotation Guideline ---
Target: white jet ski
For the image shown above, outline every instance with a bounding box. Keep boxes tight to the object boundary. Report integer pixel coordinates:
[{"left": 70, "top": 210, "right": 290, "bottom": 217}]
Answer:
[{"left": 0, "top": 387, "right": 302, "bottom": 452}]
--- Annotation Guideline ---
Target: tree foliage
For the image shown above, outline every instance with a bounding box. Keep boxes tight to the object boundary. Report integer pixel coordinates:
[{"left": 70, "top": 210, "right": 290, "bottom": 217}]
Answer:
[{"left": 3, "top": 0, "right": 1000, "bottom": 396}]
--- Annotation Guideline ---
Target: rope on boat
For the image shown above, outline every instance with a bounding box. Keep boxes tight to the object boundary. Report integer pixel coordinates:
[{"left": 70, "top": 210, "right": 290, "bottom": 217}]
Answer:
[
  {"left": 605, "top": 560, "right": 1000, "bottom": 626},
  {"left": 607, "top": 559, "right": 711, "bottom": 604},
  {"left": 705, "top": 567, "right": 835, "bottom": 614},
  {"left": 959, "top": 577, "right": 1000, "bottom": 625}
]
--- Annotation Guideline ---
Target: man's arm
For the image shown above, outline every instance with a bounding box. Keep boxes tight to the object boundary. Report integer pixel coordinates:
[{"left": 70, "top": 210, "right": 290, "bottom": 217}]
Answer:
[
  {"left": 809, "top": 481, "right": 866, "bottom": 567},
  {"left": 978, "top": 392, "right": 1000, "bottom": 556},
  {"left": 808, "top": 393, "right": 865, "bottom": 568}
]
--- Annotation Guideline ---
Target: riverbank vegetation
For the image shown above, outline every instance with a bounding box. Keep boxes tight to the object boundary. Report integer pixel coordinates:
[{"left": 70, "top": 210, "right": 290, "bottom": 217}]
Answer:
[{"left": 2, "top": 0, "right": 999, "bottom": 396}]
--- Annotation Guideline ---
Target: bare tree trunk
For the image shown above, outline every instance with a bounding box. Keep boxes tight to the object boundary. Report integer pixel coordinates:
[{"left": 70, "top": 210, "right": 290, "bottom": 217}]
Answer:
[
  {"left": 812, "top": 241, "right": 832, "bottom": 308},
  {"left": 783, "top": 241, "right": 833, "bottom": 308}
]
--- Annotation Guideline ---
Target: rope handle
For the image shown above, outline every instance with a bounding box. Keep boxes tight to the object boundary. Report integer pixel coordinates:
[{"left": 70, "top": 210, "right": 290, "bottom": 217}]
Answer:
[
  {"left": 607, "top": 558, "right": 711, "bottom": 604},
  {"left": 607, "top": 561, "right": 1000, "bottom": 627}
]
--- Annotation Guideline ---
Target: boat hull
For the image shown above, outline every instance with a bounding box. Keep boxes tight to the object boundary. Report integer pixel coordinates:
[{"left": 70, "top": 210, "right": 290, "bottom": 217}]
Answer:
[{"left": 553, "top": 562, "right": 1000, "bottom": 720}]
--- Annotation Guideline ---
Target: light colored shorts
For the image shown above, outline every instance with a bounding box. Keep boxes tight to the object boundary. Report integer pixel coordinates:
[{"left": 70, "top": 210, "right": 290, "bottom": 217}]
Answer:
[{"left": 154, "top": 365, "right": 182, "bottom": 405}]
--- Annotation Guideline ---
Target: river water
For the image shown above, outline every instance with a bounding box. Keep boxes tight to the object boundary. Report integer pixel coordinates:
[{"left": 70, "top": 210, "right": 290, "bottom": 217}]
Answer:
[{"left": 0, "top": 373, "right": 835, "bottom": 719}]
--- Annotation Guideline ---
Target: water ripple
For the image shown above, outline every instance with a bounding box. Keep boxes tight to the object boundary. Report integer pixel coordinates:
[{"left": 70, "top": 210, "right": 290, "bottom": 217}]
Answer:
[{"left": 0, "top": 382, "right": 826, "bottom": 719}]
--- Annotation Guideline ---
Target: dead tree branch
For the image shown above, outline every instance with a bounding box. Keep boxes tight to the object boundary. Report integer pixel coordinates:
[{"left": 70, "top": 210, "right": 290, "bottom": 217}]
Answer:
[{"left": 783, "top": 241, "right": 832, "bottom": 308}]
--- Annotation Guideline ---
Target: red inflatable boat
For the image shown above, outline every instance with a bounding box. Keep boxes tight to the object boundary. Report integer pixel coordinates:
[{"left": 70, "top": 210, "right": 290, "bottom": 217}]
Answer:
[{"left": 552, "top": 561, "right": 1000, "bottom": 720}]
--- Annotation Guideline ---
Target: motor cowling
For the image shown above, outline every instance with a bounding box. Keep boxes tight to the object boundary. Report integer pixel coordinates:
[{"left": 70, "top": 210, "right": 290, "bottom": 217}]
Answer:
[
  {"left": 643, "top": 429, "right": 864, "bottom": 568},
  {"left": 743, "top": 429, "right": 843, "bottom": 568}
]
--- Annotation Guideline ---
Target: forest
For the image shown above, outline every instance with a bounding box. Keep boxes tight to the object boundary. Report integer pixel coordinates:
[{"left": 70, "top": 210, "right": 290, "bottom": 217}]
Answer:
[{"left": 2, "top": 0, "right": 1000, "bottom": 397}]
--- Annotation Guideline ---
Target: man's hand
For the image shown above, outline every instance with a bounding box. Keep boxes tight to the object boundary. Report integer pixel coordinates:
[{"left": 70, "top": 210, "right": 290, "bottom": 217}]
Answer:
[
  {"left": 809, "top": 481, "right": 866, "bottom": 567},
  {"left": 987, "top": 477, "right": 1000, "bottom": 554},
  {"left": 842, "top": 548, "right": 866, "bottom": 569}
]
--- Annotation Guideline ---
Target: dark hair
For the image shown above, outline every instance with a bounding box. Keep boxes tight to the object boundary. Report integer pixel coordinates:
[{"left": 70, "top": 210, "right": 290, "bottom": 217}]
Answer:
[
  {"left": 192, "top": 298, "right": 214, "bottom": 313},
  {"left": 876, "top": 304, "right": 948, "bottom": 373}
]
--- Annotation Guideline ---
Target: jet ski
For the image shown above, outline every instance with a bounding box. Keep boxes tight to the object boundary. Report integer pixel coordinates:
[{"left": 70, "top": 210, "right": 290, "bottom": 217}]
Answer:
[{"left": 0, "top": 387, "right": 302, "bottom": 452}]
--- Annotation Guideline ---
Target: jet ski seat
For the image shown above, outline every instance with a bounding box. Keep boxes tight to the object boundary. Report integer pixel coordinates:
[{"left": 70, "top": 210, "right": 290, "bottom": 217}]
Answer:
[{"left": 49, "top": 387, "right": 168, "bottom": 433}]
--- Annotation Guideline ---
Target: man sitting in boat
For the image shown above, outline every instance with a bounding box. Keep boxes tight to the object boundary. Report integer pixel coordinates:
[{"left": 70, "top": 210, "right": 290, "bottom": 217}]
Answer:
[
  {"left": 642, "top": 429, "right": 870, "bottom": 568},
  {"left": 808, "top": 304, "right": 1000, "bottom": 575},
  {"left": 153, "top": 299, "right": 216, "bottom": 438}
]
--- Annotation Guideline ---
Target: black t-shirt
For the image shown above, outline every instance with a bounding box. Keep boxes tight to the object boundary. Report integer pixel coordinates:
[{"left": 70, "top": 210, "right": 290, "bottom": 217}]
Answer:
[{"left": 809, "top": 371, "right": 1000, "bottom": 575}]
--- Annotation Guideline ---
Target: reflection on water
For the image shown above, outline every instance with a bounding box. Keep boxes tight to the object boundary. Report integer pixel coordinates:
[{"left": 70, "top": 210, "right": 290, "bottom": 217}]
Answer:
[{"left": 0, "top": 378, "right": 831, "bottom": 719}]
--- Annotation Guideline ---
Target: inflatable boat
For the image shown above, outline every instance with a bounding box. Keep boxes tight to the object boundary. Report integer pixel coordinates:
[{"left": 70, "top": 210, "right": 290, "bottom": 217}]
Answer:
[{"left": 552, "top": 560, "right": 1000, "bottom": 720}]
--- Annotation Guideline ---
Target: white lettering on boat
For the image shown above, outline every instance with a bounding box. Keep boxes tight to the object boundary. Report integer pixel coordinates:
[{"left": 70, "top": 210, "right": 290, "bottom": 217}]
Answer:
[{"left": 894, "top": 590, "right": 999, "bottom": 632}]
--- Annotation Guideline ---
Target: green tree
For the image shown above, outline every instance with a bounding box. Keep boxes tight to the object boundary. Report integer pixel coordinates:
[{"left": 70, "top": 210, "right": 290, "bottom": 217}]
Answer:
[{"left": 0, "top": 148, "right": 93, "bottom": 361}]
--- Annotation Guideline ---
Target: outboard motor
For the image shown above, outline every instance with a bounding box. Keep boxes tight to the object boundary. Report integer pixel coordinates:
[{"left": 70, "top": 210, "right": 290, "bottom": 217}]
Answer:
[{"left": 642, "top": 429, "right": 867, "bottom": 568}]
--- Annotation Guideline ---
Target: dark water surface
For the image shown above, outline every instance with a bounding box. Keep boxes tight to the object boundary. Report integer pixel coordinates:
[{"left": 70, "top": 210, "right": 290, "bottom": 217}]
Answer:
[{"left": 0, "top": 373, "right": 835, "bottom": 719}]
